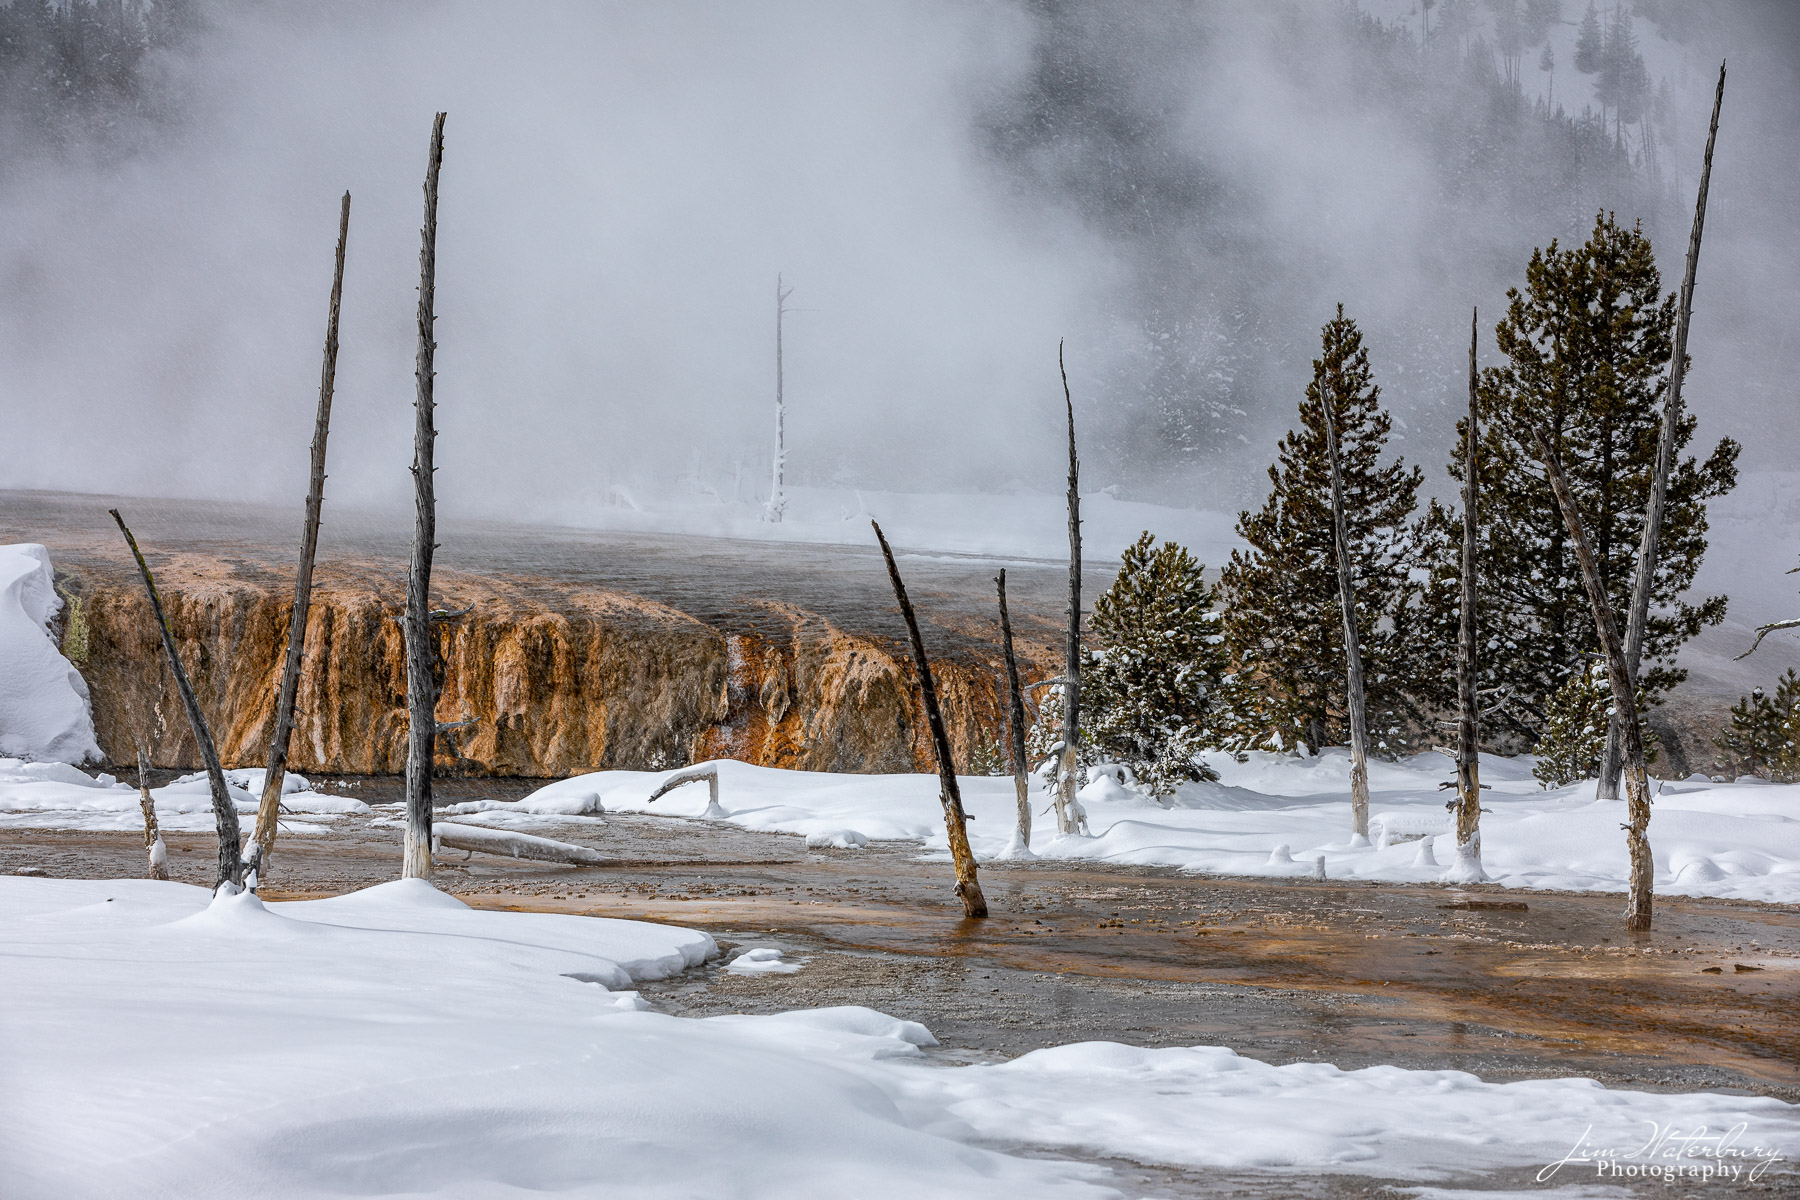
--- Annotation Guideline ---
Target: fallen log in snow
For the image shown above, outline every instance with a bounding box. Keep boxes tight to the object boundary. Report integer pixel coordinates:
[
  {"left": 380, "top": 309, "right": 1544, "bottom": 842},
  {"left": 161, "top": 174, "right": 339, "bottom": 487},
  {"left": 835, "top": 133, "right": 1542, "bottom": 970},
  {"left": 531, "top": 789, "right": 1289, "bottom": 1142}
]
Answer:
[
  {"left": 646, "top": 764, "right": 726, "bottom": 819},
  {"left": 432, "top": 822, "right": 606, "bottom": 865}
]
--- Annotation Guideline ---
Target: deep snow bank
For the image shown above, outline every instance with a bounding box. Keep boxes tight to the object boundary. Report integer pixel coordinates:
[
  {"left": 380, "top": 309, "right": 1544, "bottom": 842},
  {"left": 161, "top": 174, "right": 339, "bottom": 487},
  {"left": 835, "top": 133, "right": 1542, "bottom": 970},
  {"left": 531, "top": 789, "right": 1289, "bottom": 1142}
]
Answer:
[
  {"left": 0, "top": 544, "right": 100, "bottom": 764},
  {"left": 525, "top": 751, "right": 1800, "bottom": 904},
  {"left": 1, "top": 875, "right": 1791, "bottom": 1198}
]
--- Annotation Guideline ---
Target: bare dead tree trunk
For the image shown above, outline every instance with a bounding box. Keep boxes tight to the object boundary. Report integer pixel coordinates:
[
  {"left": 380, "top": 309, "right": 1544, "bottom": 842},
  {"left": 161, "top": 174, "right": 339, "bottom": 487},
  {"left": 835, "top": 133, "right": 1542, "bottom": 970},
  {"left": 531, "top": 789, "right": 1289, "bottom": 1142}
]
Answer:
[
  {"left": 136, "top": 740, "right": 168, "bottom": 881},
  {"left": 1056, "top": 341, "right": 1086, "bottom": 836},
  {"left": 1452, "top": 307, "right": 1485, "bottom": 880},
  {"left": 765, "top": 275, "right": 794, "bottom": 522},
  {"left": 1601, "top": 62, "right": 1726, "bottom": 801},
  {"left": 1319, "top": 386, "right": 1371, "bottom": 841},
  {"left": 1530, "top": 427, "right": 1655, "bottom": 931},
  {"left": 253, "top": 190, "right": 350, "bottom": 875},
  {"left": 110, "top": 509, "right": 242, "bottom": 889},
  {"left": 996, "top": 569, "right": 1032, "bottom": 854},
  {"left": 873, "top": 520, "right": 988, "bottom": 918},
  {"left": 403, "top": 114, "right": 446, "bottom": 881}
]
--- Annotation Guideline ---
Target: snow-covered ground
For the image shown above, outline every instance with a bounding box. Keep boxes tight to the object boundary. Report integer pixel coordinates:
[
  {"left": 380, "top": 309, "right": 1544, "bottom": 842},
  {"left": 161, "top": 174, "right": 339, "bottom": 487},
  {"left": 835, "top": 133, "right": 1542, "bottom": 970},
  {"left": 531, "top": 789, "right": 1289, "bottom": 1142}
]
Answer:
[
  {"left": 10, "top": 747, "right": 1797, "bottom": 905},
  {"left": 0, "top": 761, "right": 366, "bottom": 834},
  {"left": 519, "top": 752, "right": 1800, "bottom": 905},
  {"left": 3, "top": 874, "right": 1792, "bottom": 1198},
  {"left": 522, "top": 483, "right": 1243, "bottom": 565},
  {"left": 0, "top": 543, "right": 100, "bottom": 765}
]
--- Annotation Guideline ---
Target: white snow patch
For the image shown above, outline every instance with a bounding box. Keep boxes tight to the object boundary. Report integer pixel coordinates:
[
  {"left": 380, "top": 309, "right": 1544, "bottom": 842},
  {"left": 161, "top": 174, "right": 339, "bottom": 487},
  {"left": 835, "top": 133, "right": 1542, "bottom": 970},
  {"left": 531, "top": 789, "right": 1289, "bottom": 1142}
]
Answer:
[
  {"left": 806, "top": 828, "right": 869, "bottom": 849},
  {"left": 525, "top": 751, "right": 1800, "bottom": 903},
  {"left": 725, "top": 946, "right": 805, "bottom": 975},
  {"left": 0, "top": 544, "right": 100, "bottom": 765},
  {"left": 1, "top": 875, "right": 1792, "bottom": 1198},
  {"left": 0, "top": 760, "right": 358, "bottom": 833}
]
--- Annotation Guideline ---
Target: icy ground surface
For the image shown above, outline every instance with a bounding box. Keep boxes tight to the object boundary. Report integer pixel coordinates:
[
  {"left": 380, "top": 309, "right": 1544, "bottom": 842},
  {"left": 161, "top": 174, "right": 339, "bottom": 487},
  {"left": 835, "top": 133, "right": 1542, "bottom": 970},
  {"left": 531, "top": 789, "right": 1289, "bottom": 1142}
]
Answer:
[
  {"left": 0, "top": 544, "right": 100, "bottom": 765},
  {"left": 0, "top": 761, "right": 365, "bottom": 834},
  {"left": 2, "top": 874, "right": 1793, "bottom": 1199},
  {"left": 519, "top": 752, "right": 1800, "bottom": 905}
]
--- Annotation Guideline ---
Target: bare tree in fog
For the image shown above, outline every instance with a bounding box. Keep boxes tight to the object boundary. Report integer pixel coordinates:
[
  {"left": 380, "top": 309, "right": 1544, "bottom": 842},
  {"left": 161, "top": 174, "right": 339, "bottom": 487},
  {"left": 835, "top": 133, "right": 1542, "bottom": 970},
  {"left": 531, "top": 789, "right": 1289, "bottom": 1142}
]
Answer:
[
  {"left": 253, "top": 190, "right": 351, "bottom": 877},
  {"left": 404, "top": 114, "right": 446, "bottom": 882},
  {"left": 1602, "top": 63, "right": 1727, "bottom": 800},
  {"left": 110, "top": 508, "right": 243, "bottom": 890},
  {"left": 764, "top": 274, "right": 795, "bottom": 523}
]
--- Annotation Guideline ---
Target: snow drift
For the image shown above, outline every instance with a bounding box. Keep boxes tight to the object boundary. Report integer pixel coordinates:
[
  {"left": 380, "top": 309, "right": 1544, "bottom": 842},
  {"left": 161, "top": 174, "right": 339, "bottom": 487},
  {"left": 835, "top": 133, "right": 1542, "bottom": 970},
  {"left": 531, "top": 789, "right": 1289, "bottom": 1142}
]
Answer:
[
  {"left": 0, "top": 544, "right": 100, "bottom": 765},
  {"left": 0, "top": 875, "right": 1791, "bottom": 1198}
]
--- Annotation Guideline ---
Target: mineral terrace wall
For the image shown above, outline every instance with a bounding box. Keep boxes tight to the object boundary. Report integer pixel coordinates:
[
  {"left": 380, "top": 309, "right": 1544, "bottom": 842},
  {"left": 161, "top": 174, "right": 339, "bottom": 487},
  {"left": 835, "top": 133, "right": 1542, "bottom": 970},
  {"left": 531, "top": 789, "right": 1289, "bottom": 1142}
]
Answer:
[{"left": 65, "top": 562, "right": 1043, "bottom": 778}]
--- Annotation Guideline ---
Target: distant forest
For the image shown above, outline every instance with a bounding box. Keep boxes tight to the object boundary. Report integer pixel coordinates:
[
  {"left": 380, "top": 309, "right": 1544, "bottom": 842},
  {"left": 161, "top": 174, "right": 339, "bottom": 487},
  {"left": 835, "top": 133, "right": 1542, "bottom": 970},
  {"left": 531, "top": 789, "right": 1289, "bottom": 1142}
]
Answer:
[
  {"left": 0, "top": 0, "right": 199, "bottom": 168},
  {"left": 987, "top": 0, "right": 1698, "bottom": 494}
]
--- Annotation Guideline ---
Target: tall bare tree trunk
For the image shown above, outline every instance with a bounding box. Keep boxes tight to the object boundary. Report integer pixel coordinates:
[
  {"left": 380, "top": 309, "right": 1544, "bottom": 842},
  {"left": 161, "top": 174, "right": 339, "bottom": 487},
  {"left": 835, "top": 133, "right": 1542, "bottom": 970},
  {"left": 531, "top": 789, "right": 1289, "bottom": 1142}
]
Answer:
[
  {"left": 110, "top": 509, "right": 242, "bottom": 889},
  {"left": 1601, "top": 62, "right": 1726, "bottom": 800},
  {"left": 765, "top": 275, "right": 794, "bottom": 523},
  {"left": 136, "top": 741, "right": 168, "bottom": 881},
  {"left": 1531, "top": 427, "right": 1654, "bottom": 931},
  {"left": 873, "top": 521, "right": 988, "bottom": 918},
  {"left": 1056, "top": 341, "right": 1086, "bottom": 835},
  {"left": 1319, "top": 387, "right": 1371, "bottom": 841},
  {"left": 253, "top": 190, "right": 350, "bottom": 874},
  {"left": 996, "top": 568, "right": 1032, "bottom": 855},
  {"left": 1451, "top": 308, "right": 1486, "bottom": 880},
  {"left": 403, "top": 114, "right": 446, "bottom": 881}
]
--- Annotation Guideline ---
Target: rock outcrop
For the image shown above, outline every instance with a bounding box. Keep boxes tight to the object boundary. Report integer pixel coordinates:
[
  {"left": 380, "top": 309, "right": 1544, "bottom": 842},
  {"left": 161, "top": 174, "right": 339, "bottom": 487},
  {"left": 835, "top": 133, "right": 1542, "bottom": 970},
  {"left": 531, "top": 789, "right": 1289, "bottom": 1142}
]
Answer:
[{"left": 70, "top": 560, "right": 1044, "bottom": 778}]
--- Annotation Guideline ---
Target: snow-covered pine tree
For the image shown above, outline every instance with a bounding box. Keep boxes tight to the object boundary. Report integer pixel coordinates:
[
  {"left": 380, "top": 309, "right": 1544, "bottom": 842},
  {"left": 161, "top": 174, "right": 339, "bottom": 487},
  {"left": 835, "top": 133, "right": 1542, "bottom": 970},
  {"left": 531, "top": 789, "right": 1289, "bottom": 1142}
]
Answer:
[
  {"left": 1221, "top": 306, "right": 1424, "bottom": 757},
  {"left": 1532, "top": 662, "right": 1610, "bottom": 787},
  {"left": 1437, "top": 212, "right": 1738, "bottom": 745},
  {"left": 1082, "top": 532, "right": 1235, "bottom": 798},
  {"left": 1713, "top": 670, "right": 1800, "bottom": 783},
  {"left": 1532, "top": 660, "right": 1659, "bottom": 788}
]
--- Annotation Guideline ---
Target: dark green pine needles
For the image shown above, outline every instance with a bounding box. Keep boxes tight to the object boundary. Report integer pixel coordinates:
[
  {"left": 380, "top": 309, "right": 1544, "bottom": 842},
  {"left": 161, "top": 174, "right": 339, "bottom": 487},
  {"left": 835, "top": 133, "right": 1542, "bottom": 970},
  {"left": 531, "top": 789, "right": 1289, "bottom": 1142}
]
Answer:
[{"left": 1221, "top": 306, "right": 1427, "bottom": 758}]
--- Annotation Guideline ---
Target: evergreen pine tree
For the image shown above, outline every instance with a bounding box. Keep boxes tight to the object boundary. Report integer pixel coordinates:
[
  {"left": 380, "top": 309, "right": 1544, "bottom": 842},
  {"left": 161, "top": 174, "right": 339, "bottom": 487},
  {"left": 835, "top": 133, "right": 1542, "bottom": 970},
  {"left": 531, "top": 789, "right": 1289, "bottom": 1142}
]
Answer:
[
  {"left": 1573, "top": 2, "right": 1603, "bottom": 76},
  {"left": 1082, "top": 532, "right": 1235, "bottom": 796},
  {"left": 1532, "top": 662, "right": 1611, "bottom": 787},
  {"left": 1432, "top": 212, "right": 1738, "bottom": 744},
  {"left": 1713, "top": 670, "right": 1800, "bottom": 783},
  {"left": 1221, "top": 307, "right": 1424, "bottom": 757},
  {"left": 1532, "top": 660, "right": 1660, "bottom": 787}
]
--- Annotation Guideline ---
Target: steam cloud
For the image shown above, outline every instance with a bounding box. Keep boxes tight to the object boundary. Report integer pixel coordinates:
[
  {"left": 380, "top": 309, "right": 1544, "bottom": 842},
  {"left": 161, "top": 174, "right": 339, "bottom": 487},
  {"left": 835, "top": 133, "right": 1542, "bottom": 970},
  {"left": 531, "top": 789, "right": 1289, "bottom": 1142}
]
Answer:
[{"left": 0, "top": 0, "right": 1794, "bottom": 521}]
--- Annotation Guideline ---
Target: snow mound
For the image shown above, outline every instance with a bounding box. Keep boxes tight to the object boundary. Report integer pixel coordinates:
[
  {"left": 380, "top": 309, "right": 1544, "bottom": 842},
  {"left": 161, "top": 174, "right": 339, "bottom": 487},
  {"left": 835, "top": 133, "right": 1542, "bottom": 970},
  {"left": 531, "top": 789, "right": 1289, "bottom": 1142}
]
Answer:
[
  {"left": 806, "top": 829, "right": 868, "bottom": 849},
  {"left": 725, "top": 946, "right": 805, "bottom": 975},
  {"left": 0, "top": 545, "right": 100, "bottom": 765}
]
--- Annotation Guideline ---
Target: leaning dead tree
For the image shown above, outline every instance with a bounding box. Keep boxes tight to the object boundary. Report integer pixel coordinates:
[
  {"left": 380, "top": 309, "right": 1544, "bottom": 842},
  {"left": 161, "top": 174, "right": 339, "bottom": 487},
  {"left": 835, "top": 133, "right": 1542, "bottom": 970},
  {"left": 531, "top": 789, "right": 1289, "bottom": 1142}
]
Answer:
[
  {"left": 765, "top": 274, "right": 795, "bottom": 523},
  {"left": 995, "top": 569, "right": 1033, "bottom": 856},
  {"left": 1055, "top": 341, "right": 1086, "bottom": 836},
  {"left": 252, "top": 190, "right": 351, "bottom": 874},
  {"left": 1602, "top": 61, "right": 1727, "bottom": 798},
  {"left": 403, "top": 113, "right": 446, "bottom": 881},
  {"left": 1449, "top": 308, "right": 1486, "bottom": 881},
  {"left": 647, "top": 763, "right": 728, "bottom": 820},
  {"left": 1529, "top": 428, "right": 1655, "bottom": 930},
  {"left": 111, "top": 509, "right": 243, "bottom": 889},
  {"left": 872, "top": 520, "right": 988, "bottom": 918},
  {"left": 136, "top": 741, "right": 168, "bottom": 881},
  {"left": 1319, "top": 382, "right": 1371, "bottom": 842}
]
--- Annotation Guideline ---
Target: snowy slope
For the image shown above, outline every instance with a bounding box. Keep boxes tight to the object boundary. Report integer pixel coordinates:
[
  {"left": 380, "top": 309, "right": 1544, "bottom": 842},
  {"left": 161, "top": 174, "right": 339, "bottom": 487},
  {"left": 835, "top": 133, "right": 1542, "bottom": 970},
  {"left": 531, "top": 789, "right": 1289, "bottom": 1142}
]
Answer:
[
  {"left": 0, "top": 544, "right": 100, "bottom": 765},
  {"left": 524, "top": 752, "right": 1800, "bottom": 904},
  {"left": 1, "top": 875, "right": 1791, "bottom": 1198},
  {"left": 0, "top": 761, "right": 363, "bottom": 833}
]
